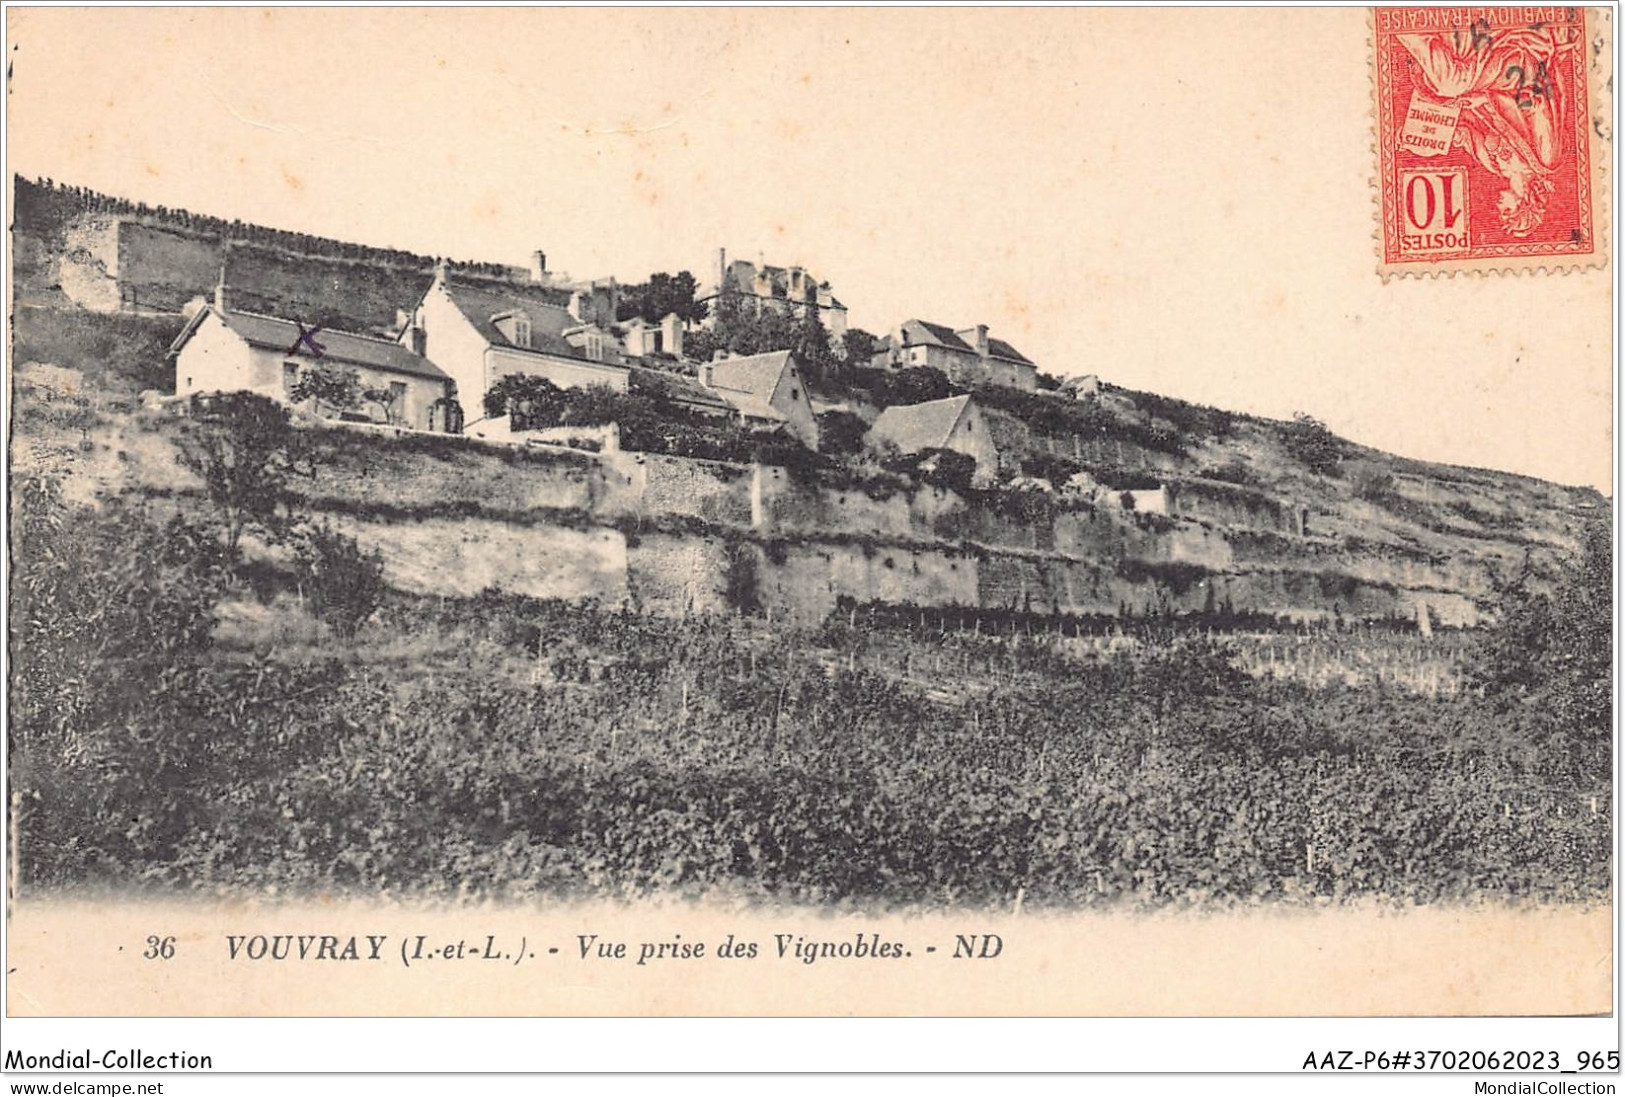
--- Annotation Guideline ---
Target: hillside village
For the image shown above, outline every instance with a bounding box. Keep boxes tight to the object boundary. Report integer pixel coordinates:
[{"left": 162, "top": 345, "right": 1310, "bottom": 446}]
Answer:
[
  {"left": 9, "top": 174, "right": 1612, "bottom": 911},
  {"left": 11, "top": 176, "right": 1607, "bottom": 633}
]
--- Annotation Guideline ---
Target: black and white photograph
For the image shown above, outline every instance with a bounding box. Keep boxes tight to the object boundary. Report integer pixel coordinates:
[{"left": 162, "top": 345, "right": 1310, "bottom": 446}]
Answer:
[{"left": 1, "top": 3, "right": 1616, "bottom": 1079}]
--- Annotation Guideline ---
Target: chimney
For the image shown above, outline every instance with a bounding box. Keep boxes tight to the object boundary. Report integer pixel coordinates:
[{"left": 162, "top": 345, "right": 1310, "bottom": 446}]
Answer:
[
  {"left": 568, "top": 290, "right": 586, "bottom": 323},
  {"left": 213, "top": 262, "right": 228, "bottom": 314},
  {"left": 661, "top": 312, "right": 684, "bottom": 359},
  {"left": 530, "top": 250, "right": 548, "bottom": 283},
  {"left": 717, "top": 247, "right": 728, "bottom": 289},
  {"left": 973, "top": 324, "right": 989, "bottom": 356}
]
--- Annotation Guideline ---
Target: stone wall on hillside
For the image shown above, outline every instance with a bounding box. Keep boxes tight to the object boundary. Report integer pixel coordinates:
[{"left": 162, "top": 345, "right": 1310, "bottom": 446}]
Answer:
[
  {"left": 58, "top": 217, "right": 126, "bottom": 312},
  {"left": 304, "top": 440, "right": 619, "bottom": 515},
  {"left": 611, "top": 452, "right": 753, "bottom": 526},
  {"left": 334, "top": 514, "right": 629, "bottom": 604}
]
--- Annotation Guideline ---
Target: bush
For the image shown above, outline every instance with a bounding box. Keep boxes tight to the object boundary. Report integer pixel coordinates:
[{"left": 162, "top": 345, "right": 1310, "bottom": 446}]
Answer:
[
  {"left": 175, "top": 391, "right": 309, "bottom": 559},
  {"left": 721, "top": 542, "right": 762, "bottom": 615},
  {"left": 816, "top": 410, "right": 870, "bottom": 457},
  {"left": 1350, "top": 467, "right": 1397, "bottom": 502},
  {"left": 1282, "top": 413, "right": 1344, "bottom": 477},
  {"left": 484, "top": 374, "right": 567, "bottom": 429},
  {"left": 292, "top": 524, "right": 387, "bottom": 637}
]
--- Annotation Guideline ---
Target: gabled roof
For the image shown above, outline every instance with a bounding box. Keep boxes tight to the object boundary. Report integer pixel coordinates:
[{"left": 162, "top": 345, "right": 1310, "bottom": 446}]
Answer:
[
  {"left": 705, "top": 350, "right": 793, "bottom": 402},
  {"left": 868, "top": 395, "right": 974, "bottom": 454},
  {"left": 901, "top": 319, "right": 974, "bottom": 353},
  {"left": 628, "top": 366, "right": 734, "bottom": 413},
  {"left": 439, "top": 279, "right": 584, "bottom": 360},
  {"left": 898, "top": 320, "right": 1034, "bottom": 366},
  {"left": 173, "top": 306, "right": 450, "bottom": 381},
  {"left": 985, "top": 337, "right": 1034, "bottom": 366}
]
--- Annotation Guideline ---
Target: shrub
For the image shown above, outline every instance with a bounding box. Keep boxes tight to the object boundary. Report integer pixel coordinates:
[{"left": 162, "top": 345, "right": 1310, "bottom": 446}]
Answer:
[
  {"left": 484, "top": 374, "right": 567, "bottom": 429},
  {"left": 292, "top": 524, "right": 387, "bottom": 637},
  {"left": 175, "top": 391, "right": 309, "bottom": 559},
  {"left": 1282, "top": 413, "right": 1345, "bottom": 477},
  {"left": 1350, "top": 467, "right": 1397, "bottom": 502},
  {"left": 721, "top": 542, "right": 762, "bottom": 615},
  {"left": 816, "top": 410, "right": 869, "bottom": 456}
]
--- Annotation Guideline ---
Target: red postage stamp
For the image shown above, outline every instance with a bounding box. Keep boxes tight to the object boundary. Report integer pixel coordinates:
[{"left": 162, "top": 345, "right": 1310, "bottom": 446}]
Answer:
[{"left": 1373, "top": 6, "right": 1610, "bottom": 276}]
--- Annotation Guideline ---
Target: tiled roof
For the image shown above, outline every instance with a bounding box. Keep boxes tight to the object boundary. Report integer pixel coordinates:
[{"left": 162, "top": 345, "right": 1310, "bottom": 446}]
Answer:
[
  {"left": 985, "top": 337, "right": 1034, "bottom": 366},
  {"left": 706, "top": 350, "right": 793, "bottom": 402},
  {"left": 628, "top": 366, "right": 733, "bottom": 412},
  {"left": 902, "top": 319, "right": 974, "bottom": 353},
  {"left": 868, "top": 395, "right": 973, "bottom": 454},
  {"left": 441, "top": 279, "right": 583, "bottom": 359},
  {"left": 210, "top": 308, "right": 449, "bottom": 381},
  {"left": 898, "top": 320, "right": 1033, "bottom": 366}
]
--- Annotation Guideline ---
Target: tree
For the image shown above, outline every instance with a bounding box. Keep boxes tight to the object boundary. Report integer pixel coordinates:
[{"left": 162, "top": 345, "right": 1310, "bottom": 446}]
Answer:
[
  {"left": 816, "top": 410, "right": 870, "bottom": 457},
  {"left": 9, "top": 479, "right": 230, "bottom": 886},
  {"left": 560, "top": 385, "right": 661, "bottom": 431},
  {"left": 287, "top": 364, "right": 391, "bottom": 422},
  {"left": 1282, "top": 412, "right": 1345, "bottom": 477},
  {"left": 682, "top": 327, "right": 722, "bottom": 365},
  {"left": 841, "top": 327, "right": 881, "bottom": 369},
  {"left": 790, "top": 309, "right": 840, "bottom": 388},
  {"left": 616, "top": 271, "right": 707, "bottom": 325},
  {"left": 484, "top": 374, "right": 567, "bottom": 430},
  {"left": 292, "top": 523, "right": 388, "bottom": 638},
  {"left": 1471, "top": 519, "right": 1611, "bottom": 753},
  {"left": 888, "top": 366, "right": 953, "bottom": 407},
  {"left": 175, "top": 392, "right": 308, "bottom": 560}
]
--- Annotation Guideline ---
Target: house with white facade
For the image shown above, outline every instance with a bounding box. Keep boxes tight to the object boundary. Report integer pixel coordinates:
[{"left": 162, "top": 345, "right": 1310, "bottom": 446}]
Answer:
[
  {"left": 871, "top": 319, "right": 1038, "bottom": 392},
  {"left": 398, "top": 263, "right": 631, "bottom": 428},
  {"left": 169, "top": 286, "right": 454, "bottom": 431},
  {"left": 867, "top": 394, "right": 999, "bottom": 484},
  {"left": 698, "top": 350, "right": 819, "bottom": 448}
]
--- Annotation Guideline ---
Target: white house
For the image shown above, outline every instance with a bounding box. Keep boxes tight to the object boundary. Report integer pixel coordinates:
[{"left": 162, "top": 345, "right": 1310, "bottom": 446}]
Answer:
[
  {"left": 867, "top": 394, "right": 999, "bottom": 484},
  {"left": 398, "top": 263, "right": 631, "bottom": 428},
  {"left": 620, "top": 313, "right": 686, "bottom": 360},
  {"left": 871, "top": 319, "right": 1038, "bottom": 392},
  {"left": 698, "top": 350, "right": 819, "bottom": 448},
  {"left": 169, "top": 287, "right": 454, "bottom": 431}
]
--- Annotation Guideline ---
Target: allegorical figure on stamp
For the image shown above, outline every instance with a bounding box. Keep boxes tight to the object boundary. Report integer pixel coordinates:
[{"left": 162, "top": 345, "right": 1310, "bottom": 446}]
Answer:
[{"left": 1398, "top": 21, "right": 1582, "bottom": 237}]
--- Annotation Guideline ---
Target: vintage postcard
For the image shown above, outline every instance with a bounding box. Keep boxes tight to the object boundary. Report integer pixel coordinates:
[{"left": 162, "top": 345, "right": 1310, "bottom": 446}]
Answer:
[
  {"left": 1374, "top": 5, "right": 1611, "bottom": 276},
  {"left": 1, "top": 5, "right": 1615, "bottom": 1073}
]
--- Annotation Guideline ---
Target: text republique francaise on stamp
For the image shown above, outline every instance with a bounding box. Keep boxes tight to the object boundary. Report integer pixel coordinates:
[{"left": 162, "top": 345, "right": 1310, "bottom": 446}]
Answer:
[{"left": 1374, "top": 6, "right": 1610, "bottom": 276}]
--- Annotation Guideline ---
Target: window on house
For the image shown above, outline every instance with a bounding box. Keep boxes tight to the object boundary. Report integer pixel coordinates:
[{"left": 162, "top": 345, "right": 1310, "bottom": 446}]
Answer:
[
  {"left": 790, "top": 387, "right": 800, "bottom": 402},
  {"left": 585, "top": 332, "right": 604, "bottom": 361},
  {"left": 494, "top": 311, "right": 531, "bottom": 348}
]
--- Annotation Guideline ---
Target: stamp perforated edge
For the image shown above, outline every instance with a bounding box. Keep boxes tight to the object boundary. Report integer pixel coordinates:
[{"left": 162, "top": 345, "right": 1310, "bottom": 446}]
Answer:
[{"left": 1371, "top": 6, "right": 1613, "bottom": 280}]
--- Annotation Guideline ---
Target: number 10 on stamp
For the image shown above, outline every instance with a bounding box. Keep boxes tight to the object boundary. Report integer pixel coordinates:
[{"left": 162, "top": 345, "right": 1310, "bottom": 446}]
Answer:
[{"left": 1398, "top": 168, "right": 1471, "bottom": 255}]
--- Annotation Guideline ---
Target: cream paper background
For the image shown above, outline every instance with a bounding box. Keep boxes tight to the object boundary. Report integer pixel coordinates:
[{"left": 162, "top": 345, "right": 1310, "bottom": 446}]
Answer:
[{"left": 2, "top": 4, "right": 1616, "bottom": 1044}]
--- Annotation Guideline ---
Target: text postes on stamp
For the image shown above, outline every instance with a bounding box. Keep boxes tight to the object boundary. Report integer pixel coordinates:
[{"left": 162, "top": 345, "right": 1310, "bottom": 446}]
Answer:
[{"left": 1374, "top": 6, "right": 1609, "bottom": 276}]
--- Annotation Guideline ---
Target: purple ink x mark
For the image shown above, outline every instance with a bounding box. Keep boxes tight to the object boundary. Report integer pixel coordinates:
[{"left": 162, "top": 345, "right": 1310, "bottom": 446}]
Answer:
[{"left": 287, "top": 322, "right": 326, "bottom": 359}]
